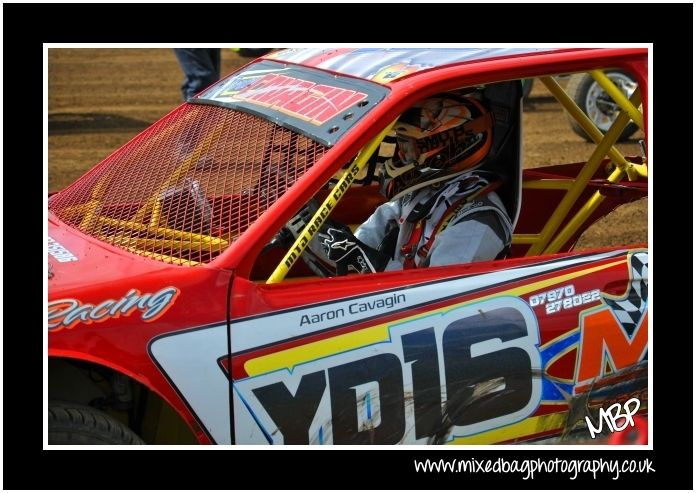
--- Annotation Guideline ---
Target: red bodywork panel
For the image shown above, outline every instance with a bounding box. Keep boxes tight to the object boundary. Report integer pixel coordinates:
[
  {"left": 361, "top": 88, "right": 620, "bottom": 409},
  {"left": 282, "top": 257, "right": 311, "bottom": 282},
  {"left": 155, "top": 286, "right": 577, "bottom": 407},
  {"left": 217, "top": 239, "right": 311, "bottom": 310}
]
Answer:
[{"left": 48, "top": 47, "right": 649, "bottom": 445}]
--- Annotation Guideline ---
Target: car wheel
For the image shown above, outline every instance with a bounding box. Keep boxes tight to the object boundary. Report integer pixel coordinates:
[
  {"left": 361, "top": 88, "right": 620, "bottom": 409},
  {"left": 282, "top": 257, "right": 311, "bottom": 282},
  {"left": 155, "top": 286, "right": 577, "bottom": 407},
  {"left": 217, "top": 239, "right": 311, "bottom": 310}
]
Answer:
[
  {"left": 565, "top": 71, "right": 639, "bottom": 142},
  {"left": 48, "top": 401, "right": 145, "bottom": 445}
]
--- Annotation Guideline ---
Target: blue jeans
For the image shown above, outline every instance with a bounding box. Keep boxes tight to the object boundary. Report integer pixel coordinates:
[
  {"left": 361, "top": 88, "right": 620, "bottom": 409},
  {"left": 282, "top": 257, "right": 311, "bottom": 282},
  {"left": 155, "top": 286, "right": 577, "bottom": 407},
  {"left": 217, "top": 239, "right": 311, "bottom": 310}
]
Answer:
[{"left": 174, "top": 48, "right": 221, "bottom": 101}]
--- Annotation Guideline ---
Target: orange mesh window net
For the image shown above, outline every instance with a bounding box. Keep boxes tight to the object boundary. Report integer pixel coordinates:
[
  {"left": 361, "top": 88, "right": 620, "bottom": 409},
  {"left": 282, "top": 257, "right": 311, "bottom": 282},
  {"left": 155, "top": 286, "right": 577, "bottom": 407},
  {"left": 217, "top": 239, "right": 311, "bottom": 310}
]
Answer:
[{"left": 49, "top": 104, "right": 328, "bottom": 265}]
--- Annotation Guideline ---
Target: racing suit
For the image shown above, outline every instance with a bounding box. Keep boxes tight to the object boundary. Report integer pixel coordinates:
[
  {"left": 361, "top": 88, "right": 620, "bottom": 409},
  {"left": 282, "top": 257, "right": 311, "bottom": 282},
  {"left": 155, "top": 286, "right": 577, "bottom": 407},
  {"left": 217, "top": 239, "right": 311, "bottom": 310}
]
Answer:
[
  {"left": 356, "top": 172, "right": 512, "bottom": 270},
  {"left": 296, "top": 172, "right": 512, "bottom": 275}
]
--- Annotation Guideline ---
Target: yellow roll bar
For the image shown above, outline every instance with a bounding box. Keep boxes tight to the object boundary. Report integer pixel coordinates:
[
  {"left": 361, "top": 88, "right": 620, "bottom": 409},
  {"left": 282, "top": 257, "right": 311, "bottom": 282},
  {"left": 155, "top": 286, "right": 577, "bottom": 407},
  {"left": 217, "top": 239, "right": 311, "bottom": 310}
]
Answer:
[
  {"left": 266, "top": 120, "right": 398, "bottom": 284},
  {"left": 540, "top": 76, "right": 640, "bottom": 175},
  {"left": 522, "top": 77, "right": 644, "bottom": 256},
  {"left": 541, "top": 94, "right": 640, "bottom": 254}
]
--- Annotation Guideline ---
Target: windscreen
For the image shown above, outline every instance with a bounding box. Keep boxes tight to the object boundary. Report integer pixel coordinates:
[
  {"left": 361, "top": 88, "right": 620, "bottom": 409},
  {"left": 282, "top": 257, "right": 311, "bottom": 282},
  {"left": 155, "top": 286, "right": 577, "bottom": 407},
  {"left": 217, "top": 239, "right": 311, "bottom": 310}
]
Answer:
[{"left": 49, "top": 104, "right": 328, "bottom": 265}]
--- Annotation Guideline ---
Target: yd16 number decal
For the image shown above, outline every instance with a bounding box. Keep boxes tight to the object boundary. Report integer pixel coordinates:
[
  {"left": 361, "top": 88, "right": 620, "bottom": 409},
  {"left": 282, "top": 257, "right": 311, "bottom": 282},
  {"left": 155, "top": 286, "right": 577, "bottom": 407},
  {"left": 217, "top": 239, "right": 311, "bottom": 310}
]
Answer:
[{"left": 234, "top": 297, "right": 541, "bottom": 444}]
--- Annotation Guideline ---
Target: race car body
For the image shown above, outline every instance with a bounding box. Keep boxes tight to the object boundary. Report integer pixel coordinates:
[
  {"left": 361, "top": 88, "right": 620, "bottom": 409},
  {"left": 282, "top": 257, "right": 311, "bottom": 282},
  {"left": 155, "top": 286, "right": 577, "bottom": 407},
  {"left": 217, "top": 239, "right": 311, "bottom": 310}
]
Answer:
[{"left": 48, "top": 47, "right": 648, "bottom": 445}]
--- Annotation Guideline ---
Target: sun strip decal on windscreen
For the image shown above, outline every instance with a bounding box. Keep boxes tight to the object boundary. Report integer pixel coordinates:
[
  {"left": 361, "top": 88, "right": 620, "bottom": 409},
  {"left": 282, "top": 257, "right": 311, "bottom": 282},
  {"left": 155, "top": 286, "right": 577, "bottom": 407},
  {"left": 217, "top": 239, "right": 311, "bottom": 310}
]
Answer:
[{"left": 194, "top": 59, "right": 390, "bottom": 146}]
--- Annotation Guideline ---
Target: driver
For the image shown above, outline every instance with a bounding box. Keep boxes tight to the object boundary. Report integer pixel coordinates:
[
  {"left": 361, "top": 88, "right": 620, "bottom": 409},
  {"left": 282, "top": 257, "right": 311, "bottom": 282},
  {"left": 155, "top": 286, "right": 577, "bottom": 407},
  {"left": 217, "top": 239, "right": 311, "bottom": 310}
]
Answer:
[{"left": 288, "top": 93, "right": 513, "bottom": 276}]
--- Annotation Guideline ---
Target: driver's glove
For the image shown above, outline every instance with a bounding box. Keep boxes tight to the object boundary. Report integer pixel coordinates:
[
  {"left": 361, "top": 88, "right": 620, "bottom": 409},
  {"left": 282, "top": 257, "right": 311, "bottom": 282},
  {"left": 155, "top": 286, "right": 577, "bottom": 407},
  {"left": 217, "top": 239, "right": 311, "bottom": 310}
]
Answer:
[{"left": 318, "top": 227, "right": 389, "bottom": 275}]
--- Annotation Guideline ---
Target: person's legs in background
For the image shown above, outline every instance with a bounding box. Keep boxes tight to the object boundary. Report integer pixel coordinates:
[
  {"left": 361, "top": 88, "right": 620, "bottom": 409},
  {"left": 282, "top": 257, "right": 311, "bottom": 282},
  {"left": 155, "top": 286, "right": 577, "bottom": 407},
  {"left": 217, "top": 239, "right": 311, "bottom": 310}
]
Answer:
[{"left": 173, "top": 48, "right": 221, "bottom": 101}]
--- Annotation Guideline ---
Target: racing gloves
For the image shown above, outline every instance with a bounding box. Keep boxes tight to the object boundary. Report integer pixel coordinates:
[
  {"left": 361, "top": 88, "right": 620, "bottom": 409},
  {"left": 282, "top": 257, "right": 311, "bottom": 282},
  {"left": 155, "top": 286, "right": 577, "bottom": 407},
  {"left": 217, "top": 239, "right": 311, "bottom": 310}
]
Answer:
[
  {"left": 318, "top": 227, "right": 389, "bottom": 275},
  {"left": 283, "top": 199, "right": 388, "bottom": 276}
]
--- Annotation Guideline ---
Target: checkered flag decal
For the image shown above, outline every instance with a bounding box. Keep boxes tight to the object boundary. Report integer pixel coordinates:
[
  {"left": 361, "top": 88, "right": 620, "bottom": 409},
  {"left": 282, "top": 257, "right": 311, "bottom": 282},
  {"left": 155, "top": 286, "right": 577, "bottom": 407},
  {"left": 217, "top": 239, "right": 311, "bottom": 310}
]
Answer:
[{"left": 602, "top": 252, "right": 648, "bottom": 336}]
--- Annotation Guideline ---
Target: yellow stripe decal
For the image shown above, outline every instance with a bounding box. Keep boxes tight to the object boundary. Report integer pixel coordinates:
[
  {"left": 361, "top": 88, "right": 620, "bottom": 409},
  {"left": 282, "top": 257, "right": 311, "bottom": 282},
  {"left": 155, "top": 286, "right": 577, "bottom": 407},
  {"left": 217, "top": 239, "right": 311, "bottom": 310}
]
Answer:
[
  {"left": 245, "top": 324, "right": 391, "bottom": 376},
  {"left": 450, "top": 411, "right": 568, "bottom": 444}
]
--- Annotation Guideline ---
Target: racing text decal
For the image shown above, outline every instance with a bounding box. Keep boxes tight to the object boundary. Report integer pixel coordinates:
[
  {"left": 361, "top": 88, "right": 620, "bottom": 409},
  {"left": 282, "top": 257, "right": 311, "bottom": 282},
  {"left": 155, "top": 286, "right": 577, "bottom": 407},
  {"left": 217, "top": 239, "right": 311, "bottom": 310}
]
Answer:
[
  {"left": 575, "top": 252, "right": 648, "bottom": 392},
  {"left": 48, "top": 286, "right": 180, "bottom": 332},
  {"left": 539, "top": 252, "right": 648, "bottom": 400},
  {"left": 235, "top": 297, "right": 541, "bottom": 444},
  {"left": 528, "top": 284, "right": 600, "bottom": 315},
  {"left": 233, "top": 74, "right": 367, "bottom": 125},
  {"left": 196, "top": 59, "right": 390, "bottom": 147},
  {"left": 47, "top": 235, "right": 78, "bottom": 263}
]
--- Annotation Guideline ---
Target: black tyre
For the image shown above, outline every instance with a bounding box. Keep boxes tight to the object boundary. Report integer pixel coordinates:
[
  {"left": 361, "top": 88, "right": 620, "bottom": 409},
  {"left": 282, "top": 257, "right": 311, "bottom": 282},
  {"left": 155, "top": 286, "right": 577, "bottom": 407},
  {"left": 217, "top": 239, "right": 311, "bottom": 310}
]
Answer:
[
  {"left": 48, "top": 401, "right": 145, "bottom": 445},
  {"left": 565, "top": 71, "right": 639, "bottom": 142}
]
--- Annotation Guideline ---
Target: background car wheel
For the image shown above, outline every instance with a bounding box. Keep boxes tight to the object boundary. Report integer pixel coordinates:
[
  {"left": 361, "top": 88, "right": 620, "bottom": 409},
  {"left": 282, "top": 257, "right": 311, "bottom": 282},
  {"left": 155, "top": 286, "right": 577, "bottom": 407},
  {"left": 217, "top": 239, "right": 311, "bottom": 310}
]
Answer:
[
  {"left": 48, "top": 401, "right": 145, "bottom": 445},
  {"left": 565, "top": 71, "right": 639, "bottom": 142}
]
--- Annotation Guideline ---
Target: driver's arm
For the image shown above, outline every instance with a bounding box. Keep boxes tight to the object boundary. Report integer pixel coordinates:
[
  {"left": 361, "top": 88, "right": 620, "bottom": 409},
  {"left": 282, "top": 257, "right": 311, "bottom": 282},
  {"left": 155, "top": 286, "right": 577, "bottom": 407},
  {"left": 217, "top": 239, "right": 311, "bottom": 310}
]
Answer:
[{"left": 354, "top": 199, "right": 403, "bottom": 251}]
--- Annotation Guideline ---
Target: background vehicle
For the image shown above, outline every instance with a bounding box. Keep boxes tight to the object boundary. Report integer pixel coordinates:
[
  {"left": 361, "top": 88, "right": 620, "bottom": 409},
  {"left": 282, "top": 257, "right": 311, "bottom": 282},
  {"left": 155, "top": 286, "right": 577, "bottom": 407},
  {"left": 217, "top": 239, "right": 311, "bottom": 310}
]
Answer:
[
  {"left": 48, "top": 48, "right": 648, "bottom": 445},
  {"left": 565, "top": 70, "right": 639, "bottom": 141}
]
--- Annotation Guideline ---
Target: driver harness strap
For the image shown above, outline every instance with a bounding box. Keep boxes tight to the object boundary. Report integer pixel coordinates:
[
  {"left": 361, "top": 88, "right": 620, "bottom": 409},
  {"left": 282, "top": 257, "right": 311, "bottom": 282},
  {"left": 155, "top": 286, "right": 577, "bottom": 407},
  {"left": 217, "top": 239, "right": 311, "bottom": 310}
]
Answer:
[{"left": 401, "top": 178, "right": 503, "bottom": 269}]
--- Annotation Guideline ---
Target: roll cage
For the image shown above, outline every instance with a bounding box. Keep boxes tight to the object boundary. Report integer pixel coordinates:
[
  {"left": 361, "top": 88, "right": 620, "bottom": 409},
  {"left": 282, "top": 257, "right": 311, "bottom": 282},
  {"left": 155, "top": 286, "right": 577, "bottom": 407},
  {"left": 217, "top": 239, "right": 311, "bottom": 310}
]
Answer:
[{"left": 264, "top": 66, "right": 647, "bottom": 283}]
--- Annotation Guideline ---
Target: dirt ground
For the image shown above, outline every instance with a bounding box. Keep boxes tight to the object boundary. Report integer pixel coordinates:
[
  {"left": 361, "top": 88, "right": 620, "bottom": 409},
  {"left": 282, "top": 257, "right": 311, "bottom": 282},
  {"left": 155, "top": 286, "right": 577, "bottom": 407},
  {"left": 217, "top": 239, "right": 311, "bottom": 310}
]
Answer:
[{"left": 47, "top": 48, "right": 647, "bottom": 249}]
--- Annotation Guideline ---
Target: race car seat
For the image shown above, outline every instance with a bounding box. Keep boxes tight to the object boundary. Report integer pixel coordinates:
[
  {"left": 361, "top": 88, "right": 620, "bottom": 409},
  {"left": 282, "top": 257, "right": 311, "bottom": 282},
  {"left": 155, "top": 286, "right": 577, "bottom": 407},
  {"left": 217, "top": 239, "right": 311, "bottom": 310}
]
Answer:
[{"left": 479, "top": 80, "right": 523, "bottom": 231}]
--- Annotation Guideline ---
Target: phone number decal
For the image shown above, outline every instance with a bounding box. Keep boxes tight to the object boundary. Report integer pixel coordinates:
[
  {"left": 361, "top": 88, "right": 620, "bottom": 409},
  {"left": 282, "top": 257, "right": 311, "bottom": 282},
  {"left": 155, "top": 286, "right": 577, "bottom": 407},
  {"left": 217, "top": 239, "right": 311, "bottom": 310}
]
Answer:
[{"left": 528, "top": 284, "right": 600, "bottom": 315}]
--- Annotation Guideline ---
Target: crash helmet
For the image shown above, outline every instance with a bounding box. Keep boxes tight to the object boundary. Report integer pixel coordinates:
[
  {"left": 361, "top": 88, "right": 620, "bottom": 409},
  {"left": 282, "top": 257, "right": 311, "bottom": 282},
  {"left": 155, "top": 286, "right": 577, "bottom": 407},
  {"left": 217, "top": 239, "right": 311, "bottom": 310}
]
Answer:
[{"left": 381, "top": 94, "right": 493, "bottom": 199}]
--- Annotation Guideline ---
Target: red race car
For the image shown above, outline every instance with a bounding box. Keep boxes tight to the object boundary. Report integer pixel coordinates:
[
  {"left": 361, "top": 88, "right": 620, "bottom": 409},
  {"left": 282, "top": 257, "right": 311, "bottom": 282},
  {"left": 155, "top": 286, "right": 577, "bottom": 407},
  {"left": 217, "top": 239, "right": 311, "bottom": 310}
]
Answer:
[{"left": 48, "top": 48, "right": 648, "bottom": 445}]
